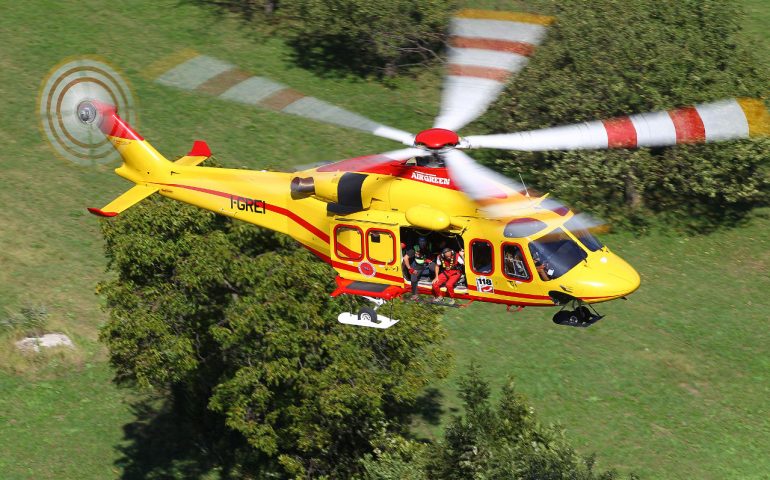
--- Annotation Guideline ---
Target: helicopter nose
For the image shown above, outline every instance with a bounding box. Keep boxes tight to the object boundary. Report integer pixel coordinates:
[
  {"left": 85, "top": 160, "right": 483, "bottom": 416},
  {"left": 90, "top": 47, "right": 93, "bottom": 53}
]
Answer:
[
  {"left": 612, "top": 261, "right": 641, "bottom": 297},
  {"left": 602, "top": 253, "right": 641, "bottom": 298},
  {"left": 568, "top": 251, "right": 641, "bottom": 302}
]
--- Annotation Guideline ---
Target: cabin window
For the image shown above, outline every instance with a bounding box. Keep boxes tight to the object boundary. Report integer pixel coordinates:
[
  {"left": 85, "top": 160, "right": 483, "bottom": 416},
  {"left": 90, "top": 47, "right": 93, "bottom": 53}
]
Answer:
[
  {"left": 470, "top": 240, "right": 494, "bottom": 275},
  {"left": 564, "top": 216, "right": 604, "bottom": 252},
  {"left": 367, "top": 229, "right": 396, "bottom": 265},
  {"left": 334, "top": 225, "right": 364, "bottom": 261},
  {"left": 502, "top": 243, "right": 531, "bottom": 281}
]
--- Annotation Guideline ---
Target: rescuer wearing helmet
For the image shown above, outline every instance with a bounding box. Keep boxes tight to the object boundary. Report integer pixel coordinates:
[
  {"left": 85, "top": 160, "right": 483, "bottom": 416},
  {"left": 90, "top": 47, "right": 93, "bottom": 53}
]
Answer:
[{"left": 432, "top": 247, "right": 464, "bottom": 305}]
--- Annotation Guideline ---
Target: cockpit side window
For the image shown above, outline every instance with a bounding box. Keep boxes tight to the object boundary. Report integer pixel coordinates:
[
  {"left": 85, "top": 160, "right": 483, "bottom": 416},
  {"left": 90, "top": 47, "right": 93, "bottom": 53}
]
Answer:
[
  {"left": 502, "top": 243, "right": 531, "bottom": 281},
  {"left": 564, "top": 216, "right": 604, "bottom": 252},
  {"left": 529, "top": 228, "right": 586, "bottom": 280}
]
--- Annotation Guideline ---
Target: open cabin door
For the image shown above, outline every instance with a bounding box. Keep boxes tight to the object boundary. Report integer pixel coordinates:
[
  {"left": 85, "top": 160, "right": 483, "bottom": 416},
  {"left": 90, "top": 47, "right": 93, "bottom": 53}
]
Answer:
[{"left": 330, "top": 219, "right": 403, "bottom": 284}]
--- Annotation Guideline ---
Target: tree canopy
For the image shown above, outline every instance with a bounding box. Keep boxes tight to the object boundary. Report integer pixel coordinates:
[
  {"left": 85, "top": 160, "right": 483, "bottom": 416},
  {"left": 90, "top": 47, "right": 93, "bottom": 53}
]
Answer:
[
  {"left": 481, "top": 0, "right": 769, "bottom": 231},
  {"left": 361, "top": 364, "right": 632, "bottom": 480},
  {"left": 190, "top": 0, "right": 455, "bottom": 76},
  {"left": 98, "top": 195, "right": 450, "bottom": 478}
]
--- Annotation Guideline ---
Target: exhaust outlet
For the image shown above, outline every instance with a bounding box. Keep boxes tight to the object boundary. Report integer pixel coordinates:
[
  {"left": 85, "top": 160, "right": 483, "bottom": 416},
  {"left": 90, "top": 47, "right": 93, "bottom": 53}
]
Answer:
[{"left": 291, "top": 176, "right": 315, "bottom": 198}]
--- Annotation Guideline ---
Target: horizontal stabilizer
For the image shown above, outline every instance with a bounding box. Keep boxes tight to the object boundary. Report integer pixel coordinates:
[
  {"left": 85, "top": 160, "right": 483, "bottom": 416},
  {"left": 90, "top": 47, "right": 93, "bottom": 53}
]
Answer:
[
  {"left": 174, "top": 140, "right": 212, "bottom": 166},
  {"left": 87, "top": 184, "right": 159, "bottom": 217}
]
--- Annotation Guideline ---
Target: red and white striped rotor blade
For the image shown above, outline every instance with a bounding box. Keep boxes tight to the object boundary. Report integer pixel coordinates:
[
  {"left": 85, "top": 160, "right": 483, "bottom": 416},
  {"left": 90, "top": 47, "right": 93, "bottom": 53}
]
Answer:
[
  {"left": 463, "top": 98, "right": 770, "bottom": 151},
  {"left": 434, "top": 10, "right": 555, "bottom": 132},
  {"left": 152, "top": 52, "right": 416, "bottom": 145}
]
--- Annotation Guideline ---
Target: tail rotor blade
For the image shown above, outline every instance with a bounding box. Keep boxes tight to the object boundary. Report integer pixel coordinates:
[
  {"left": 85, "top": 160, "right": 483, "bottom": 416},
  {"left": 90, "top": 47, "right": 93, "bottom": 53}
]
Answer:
[
  {"left": 434, "top": 10, "right": 555, "bottom": 131},
  {"left": 463, "top": 98, "right": 770, "bottom": 151}
]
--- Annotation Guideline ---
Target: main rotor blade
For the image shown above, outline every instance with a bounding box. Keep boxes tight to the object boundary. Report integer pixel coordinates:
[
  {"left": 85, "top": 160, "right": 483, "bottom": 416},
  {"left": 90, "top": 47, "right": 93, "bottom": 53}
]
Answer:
[
  {"left": 443, "top": 149, "right": 603, "bottom": 229},
  {"left": 303, "top": 148, "right": 429, "bottom": 173},
  {"left": 463, "top": 98, "right": 770, "bottom": 151},
  {"left": 150, "top": 51, "right": 415, "bottom": 144},
  {"left": 442, "top": 149, "right": 524, "bottom": 201},
  {"left": 433, "top": 10, "right": 555, "bottom": 132}
]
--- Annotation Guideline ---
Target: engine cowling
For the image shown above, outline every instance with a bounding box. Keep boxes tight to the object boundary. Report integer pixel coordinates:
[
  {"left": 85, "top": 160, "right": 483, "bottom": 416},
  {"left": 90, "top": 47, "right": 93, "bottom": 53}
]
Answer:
[{"left": 291, "top": 172, "right": 371, "bottom": 214}]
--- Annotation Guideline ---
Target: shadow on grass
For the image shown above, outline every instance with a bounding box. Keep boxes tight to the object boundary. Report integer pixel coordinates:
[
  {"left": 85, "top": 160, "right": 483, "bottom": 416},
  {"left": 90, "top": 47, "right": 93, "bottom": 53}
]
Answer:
[
  {"left": 411, "top": 387, "right": 445, "bottom": 426},
  {"left": 116, "top": 398, "right": 222, "bottom": 479}
]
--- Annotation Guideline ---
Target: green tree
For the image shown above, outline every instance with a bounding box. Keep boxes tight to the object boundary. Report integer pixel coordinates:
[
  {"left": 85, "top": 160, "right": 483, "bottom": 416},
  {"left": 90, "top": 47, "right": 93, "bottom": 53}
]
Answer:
[
  {"left": 283, "top": 0, "right": 454, "bottom": 76},
  {"left": 361, "top": 364, "right": 630, "bottom": 480},
  {"left": 98, "top": 195, "right": 450, "bottom": 478},
  {"left": 482, "top": 0, "right": 769, "bottom": 231},
  {"left": 190, "top": 0, "right": 455, "bottom": 77}
]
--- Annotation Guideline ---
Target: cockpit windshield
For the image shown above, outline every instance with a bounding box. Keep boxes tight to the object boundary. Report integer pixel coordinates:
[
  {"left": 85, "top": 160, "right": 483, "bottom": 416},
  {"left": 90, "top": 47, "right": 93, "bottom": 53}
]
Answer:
[
  {"left": 564, "top": 216, "right": 604, "bottom": 252},
  {"left": 529, "top": 228, "right": 587, "bottom": 280}
]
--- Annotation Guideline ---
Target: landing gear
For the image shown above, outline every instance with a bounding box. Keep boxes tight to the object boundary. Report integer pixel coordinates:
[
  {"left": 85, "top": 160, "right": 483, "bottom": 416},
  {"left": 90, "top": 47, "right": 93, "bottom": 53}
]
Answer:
[
  {"left": 357, "top": 306, "right": 379, "bottom": 324},
  {"left": 552, "top": 300, "right": 604, "bottom": 328},
  {"left": 337, "top": 296, "right": 400, "bottom": 329}
]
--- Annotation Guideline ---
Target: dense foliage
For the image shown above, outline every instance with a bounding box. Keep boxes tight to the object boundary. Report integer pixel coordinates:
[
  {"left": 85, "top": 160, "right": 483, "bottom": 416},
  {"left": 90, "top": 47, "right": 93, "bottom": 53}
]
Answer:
[
  {"left": 191, "top": 0, "right": 455, "bottom": 76},
  {"left": 361, "top": 365, "right": 630, "bottom": 480},
  {"left": 482, "top": 0, "right": 769, "bottom": 231},
  {"left": 284, "top": 0, "right": 453, "bottom": 76},
  {"left": 98, "top": 196, "right": 450, "bottom": 478}
]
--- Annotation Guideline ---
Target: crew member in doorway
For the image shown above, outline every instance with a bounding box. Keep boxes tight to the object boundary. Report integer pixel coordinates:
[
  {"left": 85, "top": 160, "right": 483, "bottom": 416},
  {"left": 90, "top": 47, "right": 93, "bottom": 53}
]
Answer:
[
  {"left": 432, "top": 247, "right": 464, "bottom": 305},
  {"left": 403, "top": 237, "right": 434, "bottom": 300}
]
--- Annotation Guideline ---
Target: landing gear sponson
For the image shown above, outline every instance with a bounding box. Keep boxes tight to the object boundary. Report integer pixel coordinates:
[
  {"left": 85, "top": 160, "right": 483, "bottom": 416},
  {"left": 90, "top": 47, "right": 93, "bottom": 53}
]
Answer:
[
  {"left": 332, "top": 277, "right": 401, "bottom": 329},
  {"left": 550, "top": 292, "right": 605, "bottom": 328}
]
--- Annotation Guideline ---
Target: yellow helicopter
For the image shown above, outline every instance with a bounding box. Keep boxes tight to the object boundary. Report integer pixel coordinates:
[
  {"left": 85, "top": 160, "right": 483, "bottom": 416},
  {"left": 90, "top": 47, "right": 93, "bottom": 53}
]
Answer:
[{"left": 75, "top": 10, "right": 768, "bottom": 328}]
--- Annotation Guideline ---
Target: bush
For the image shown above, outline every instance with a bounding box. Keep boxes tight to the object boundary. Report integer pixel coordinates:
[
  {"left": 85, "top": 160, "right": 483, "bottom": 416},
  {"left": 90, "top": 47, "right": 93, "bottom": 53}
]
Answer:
[
  {"left": 362, "top": 364, "right": 632, "bottom": 479},
  {"left": 483, "top": 0, "right": 769, "bottom": 231}
]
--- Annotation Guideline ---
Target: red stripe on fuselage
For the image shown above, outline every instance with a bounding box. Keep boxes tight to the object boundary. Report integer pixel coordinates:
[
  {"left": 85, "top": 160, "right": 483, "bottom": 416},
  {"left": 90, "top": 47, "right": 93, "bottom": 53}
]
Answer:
[
  {"left": 158, "top": 183, "right": 330, "bottom": 242},
  {"left": 668, "top": 106, "right": 706, "bottom": 143}
]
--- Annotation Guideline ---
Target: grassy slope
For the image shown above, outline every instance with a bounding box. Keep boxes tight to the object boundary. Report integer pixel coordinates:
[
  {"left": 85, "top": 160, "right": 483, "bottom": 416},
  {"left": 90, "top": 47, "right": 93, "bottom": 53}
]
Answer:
[{"left": 0, "top": 0, "right": 767, "bottom": 478}]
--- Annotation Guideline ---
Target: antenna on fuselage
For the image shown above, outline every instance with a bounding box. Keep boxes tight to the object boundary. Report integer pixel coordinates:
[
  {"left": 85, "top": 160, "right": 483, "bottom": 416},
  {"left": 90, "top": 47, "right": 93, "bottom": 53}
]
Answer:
[{"left": 519, "top": 173, "right": 530, "bottom": 197}]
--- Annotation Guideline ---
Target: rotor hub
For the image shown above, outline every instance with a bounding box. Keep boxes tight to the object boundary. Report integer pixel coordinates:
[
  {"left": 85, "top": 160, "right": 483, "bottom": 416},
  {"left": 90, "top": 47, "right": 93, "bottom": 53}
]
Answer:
[
  {"left": 414, "top": 128, "right": 460, "bottom": 149},
  {"left": 77, "top": 101, "right": 98, "bottom": 124}
]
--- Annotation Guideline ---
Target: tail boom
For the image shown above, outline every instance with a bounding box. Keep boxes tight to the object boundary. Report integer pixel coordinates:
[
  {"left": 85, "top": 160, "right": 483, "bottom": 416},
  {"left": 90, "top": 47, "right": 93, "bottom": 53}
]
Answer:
[{"left": 83, "top": 101, "right": 212, "bottom": 217}]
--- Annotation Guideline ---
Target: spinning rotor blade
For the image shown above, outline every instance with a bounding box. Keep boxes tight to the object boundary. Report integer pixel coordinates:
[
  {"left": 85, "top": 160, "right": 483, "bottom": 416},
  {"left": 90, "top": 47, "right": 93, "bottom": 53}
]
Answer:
[
  {"left": 434, "top": 10, "right": 555, "bottom": 131},
  {"left": 308, "top": 148, "right": 429, "bottom": 173},
  {"left": 463, "top": 98, "right": 770, "bottom": 151},
  {"left": 150, "top": 51, "right": 415, "bottom": 144},
  {"left": 443, "top": 149, "right": 603, "bottom": 229}
]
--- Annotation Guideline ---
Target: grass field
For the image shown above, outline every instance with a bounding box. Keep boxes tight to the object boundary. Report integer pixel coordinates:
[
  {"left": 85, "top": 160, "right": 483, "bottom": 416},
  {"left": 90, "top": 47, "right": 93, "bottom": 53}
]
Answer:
[{"left": 0, "top": 1, "right": 768, "bottom": 478}]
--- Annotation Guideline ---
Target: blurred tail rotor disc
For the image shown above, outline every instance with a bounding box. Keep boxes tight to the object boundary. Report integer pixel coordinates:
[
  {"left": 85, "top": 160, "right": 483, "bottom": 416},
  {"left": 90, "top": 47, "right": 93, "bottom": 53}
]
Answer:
[{"left": 38, "top": 57, "right": 136, "bottom": 166}]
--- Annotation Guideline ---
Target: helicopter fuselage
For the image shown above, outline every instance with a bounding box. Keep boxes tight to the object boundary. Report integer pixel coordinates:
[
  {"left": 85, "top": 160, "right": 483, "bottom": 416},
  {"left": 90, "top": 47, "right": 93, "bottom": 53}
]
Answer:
[{"left": 140, "top": 158, "right": 639, "bottom": 308}]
